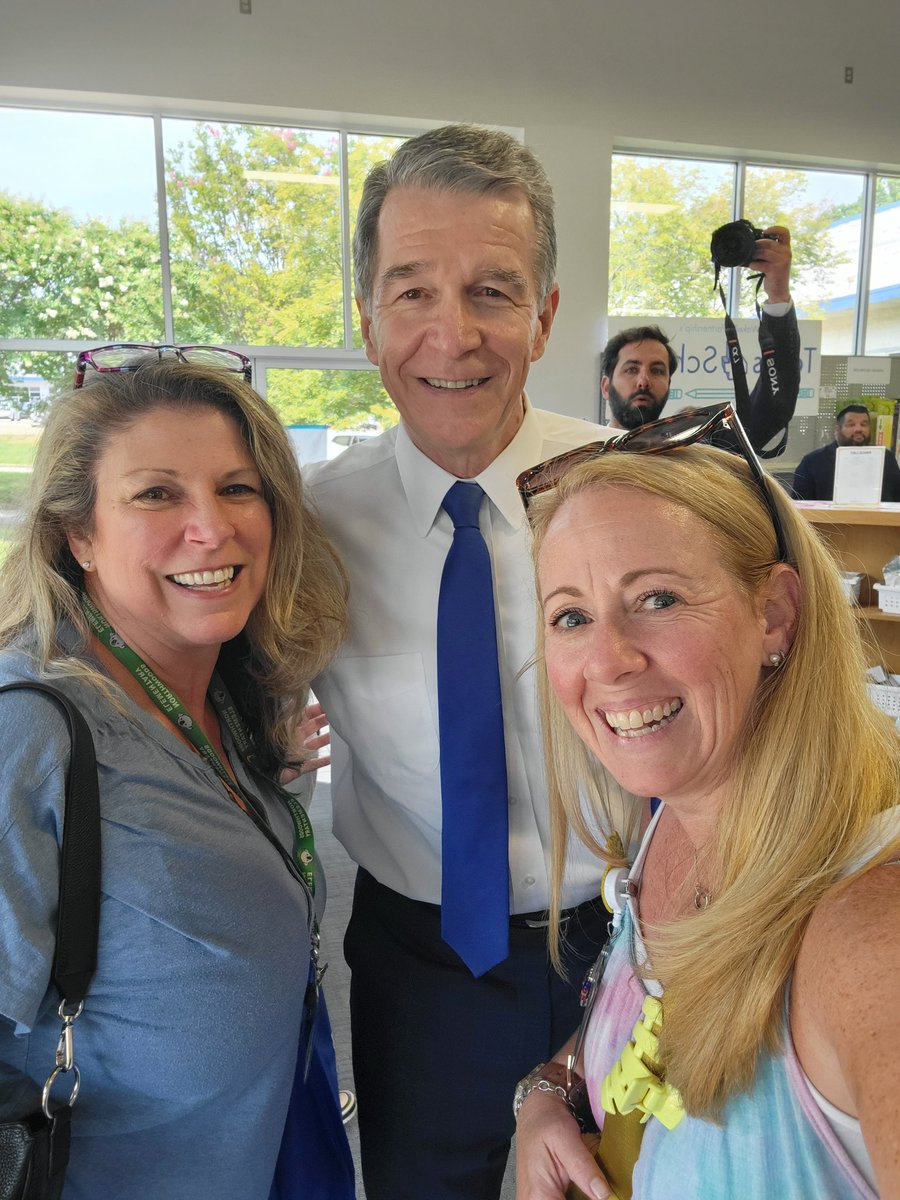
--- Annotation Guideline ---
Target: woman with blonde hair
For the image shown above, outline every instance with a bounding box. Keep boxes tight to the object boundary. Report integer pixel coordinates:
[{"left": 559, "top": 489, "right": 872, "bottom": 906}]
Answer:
[
  {"left": 512, "top": 404, "right": 900, "bottom": 1199},
  {"left": 0, "top": 348, "right": 352, "bottom": 1199}
]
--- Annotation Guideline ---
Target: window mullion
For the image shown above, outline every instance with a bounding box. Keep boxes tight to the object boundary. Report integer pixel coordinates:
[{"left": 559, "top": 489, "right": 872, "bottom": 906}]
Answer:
[
  {"left": 339, "top": 131, "right": 354, "bottom": 351},
  {"left": 152, "top": 113, "right": 176, "bottom": 343},
  {"left": 853, "top": 172, "right": 877, "bottom": 354},
  {"left": 728, "top": 161, "right": 745, "bottom": 316}
]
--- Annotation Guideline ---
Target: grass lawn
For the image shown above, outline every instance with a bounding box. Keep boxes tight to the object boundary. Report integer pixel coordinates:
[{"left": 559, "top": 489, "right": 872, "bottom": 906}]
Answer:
[
  {"left": 0, "top": 471, "right": 32, "bottom": 510},
  {"left": 0, "top": 432, "right": 39, "bottom": 563},
  {"left": 0, "top": 431, "right": 41, "bottom": 466}
]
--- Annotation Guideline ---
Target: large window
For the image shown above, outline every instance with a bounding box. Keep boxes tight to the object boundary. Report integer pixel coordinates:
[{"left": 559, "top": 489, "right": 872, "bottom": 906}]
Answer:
[
  {"left": 0, "top": 102, "right": 407, "bottom": 428},
  {"left": 610, "top": 155, "right": 734, "bottom": 319},
  {"left": 611, "top": 152, "right": 898, "bottom": 356},
  {"left": 742, "top": 165, "right": 865, "bottom": 354},
  {"left": 0, "top": 108, "right": 165, "bottom": 380},
  {"left": 864, "top": 181, "right": 900, "bottom": 355}
]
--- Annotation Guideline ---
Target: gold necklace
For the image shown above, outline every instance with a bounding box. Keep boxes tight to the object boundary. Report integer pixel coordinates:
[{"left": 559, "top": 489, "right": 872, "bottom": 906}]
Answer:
[{"left": 662, "top": 839, "right": 712, "bottom": 911}]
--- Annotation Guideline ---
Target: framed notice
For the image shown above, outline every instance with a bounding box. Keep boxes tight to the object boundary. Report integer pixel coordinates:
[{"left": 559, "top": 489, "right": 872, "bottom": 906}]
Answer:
[
  {"left": 833, "top": 445, "right": 886, "bottom": 504},
  {"left": 846, "top": 357, "right": 892, "bottom": 386}
]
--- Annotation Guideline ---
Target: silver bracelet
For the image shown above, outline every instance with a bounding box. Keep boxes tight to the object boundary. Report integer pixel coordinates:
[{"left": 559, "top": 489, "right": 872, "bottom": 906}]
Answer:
[{"left": 513, "top": 1062, "right": 584, "bottom": 1124}]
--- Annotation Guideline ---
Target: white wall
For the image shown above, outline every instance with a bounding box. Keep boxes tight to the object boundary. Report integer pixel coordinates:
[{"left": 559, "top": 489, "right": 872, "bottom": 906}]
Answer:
[{"left": 2, "top": 0, "right": 899, "bottom": 420}]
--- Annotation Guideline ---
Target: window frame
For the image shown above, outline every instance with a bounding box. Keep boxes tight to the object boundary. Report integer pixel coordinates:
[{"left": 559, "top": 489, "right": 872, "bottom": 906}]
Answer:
[
  {"left": 0, "top": 87, "right": 480, "bottom": 377},
  {"left": 612, "top": 142, "right": 899, "bottom": 355}
]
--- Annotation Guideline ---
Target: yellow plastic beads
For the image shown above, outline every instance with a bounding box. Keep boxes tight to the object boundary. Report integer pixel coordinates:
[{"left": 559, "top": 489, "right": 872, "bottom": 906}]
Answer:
[{"left": 600, "top": 995, "right": 685, "bottom": 1131}]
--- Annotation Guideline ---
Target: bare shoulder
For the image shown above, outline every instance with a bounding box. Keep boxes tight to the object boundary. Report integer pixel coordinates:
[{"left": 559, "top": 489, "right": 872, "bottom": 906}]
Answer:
[
  {"left": 793, "top": 860, "right": 900, "bottom": 1190},
  {"left": 811, "top": 855, "right": 899, "bottom": 937},
  {"left": 797, "top": 861, "right": 900, "bottom": 1020}
]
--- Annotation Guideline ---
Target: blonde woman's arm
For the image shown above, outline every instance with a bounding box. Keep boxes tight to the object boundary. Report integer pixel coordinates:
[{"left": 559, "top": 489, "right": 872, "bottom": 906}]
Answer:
[
  {"left": 792, "top": 862, "right": 900, "bottom": 1196},
  {"left": 514, "top": 1035, "right": 610, "bottom": 1200}
]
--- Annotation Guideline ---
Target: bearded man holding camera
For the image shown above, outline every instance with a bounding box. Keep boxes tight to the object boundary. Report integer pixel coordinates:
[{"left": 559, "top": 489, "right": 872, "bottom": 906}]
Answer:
[{"left": 601, "top": 224, "right": 799, "bottom": 456}]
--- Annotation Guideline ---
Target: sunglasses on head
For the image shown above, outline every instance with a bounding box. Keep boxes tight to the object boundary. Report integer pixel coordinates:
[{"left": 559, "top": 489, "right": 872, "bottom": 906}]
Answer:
[
  {"left": 74, "top": 344, "right": 252, "bottom": 388},
  {"left": 516, "top": 401, "right": 789, "bottom": 564}
]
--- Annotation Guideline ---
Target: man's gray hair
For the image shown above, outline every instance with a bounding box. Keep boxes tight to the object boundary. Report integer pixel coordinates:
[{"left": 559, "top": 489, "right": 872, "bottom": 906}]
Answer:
[{"left": 353, "top": 124, "right": 557, "bottom": 309}]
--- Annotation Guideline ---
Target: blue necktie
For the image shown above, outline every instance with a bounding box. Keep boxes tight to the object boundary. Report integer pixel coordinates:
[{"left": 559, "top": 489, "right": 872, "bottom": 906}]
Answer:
[{"left": 437, "top": 481, "right": 510, "bottom": 977}]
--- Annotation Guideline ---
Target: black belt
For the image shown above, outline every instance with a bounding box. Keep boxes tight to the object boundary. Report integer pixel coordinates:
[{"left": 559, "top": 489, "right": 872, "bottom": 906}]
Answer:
[
  {"left": 509, "top": 895, "right": 600, "bottom": 930},
  {"left": 357, "top": 868, "right": 602, "bottom": 932}
]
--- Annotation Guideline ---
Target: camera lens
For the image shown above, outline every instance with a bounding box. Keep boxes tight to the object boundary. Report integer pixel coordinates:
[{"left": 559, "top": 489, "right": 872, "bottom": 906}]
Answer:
[{"left": 710, "top": 220, "right": 763, "bottom": 269}]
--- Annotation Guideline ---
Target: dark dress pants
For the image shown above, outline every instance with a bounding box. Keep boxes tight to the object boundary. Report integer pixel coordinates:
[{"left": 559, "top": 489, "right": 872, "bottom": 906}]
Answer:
[{"left": 344, "top": 868, "right": 608, "bottom": 1200}]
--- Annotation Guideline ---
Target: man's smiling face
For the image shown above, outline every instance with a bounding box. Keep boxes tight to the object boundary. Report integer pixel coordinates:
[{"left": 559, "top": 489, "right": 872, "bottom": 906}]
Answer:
[
  {"left": 835, "top": 410, "right": 870, "bottom": 446},
  {"left": 357, "top": 185, "right": 559, "bottom": 478}
]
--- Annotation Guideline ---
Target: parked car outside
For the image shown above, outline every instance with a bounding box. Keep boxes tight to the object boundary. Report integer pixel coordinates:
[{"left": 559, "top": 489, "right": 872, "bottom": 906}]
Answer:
[{"left": 326, "top": 428, "right": 380, "bottom": 459}]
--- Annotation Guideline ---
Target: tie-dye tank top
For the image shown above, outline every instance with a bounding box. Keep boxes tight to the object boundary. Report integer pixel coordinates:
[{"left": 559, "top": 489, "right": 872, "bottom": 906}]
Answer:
[{"left": 580, "top": 807, "right": 900, "bottom": 1199}]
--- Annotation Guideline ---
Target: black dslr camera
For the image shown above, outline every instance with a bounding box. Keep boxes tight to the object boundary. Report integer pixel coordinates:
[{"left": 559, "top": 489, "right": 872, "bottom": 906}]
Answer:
[{"left": 710, "top": 219, "right": 775, "bottom": 269}]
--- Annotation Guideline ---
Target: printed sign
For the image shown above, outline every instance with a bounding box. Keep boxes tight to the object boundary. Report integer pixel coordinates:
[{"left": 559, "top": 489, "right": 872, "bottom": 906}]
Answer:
[
  {"left": 846, "top": 356, "right": 892, "bottom": 385},
  {"left": 833, "top": 445, "right": 886, "bottom": 504}
]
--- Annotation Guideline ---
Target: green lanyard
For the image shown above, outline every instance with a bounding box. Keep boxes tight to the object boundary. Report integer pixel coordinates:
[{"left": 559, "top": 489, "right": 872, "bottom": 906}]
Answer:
[{"left": 81, "top": 592, "right": 317, "bottom": 896}]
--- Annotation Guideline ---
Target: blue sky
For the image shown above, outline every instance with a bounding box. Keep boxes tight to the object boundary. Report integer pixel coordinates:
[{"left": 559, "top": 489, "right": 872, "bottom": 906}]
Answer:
[
  {"left": 5, "top": 108, "right": 871, "bottom": 230},
  {"left": 0, "top": 107, "right": 339, "bottom": 228},
  {"left": 0, "top": 107, "right": 160, "bottom": 224}
]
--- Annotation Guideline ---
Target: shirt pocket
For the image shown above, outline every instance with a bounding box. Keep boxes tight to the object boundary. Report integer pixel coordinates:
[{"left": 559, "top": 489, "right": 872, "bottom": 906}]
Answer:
[{"left": 319, "top": 652, "right": 440, "bottom": 788}]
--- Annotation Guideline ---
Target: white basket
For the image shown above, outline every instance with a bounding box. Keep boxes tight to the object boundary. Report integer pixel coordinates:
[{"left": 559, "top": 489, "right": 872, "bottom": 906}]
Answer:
[
  {"left": 868, "top": 683, "right": 900, "bottom": 716},
  {"left": 873, "top": 584, "right": 900, "bottom": 614}
]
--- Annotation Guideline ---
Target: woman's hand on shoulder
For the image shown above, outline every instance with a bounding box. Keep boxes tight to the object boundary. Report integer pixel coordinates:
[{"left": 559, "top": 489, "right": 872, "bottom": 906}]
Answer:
[
  {"left": 515, "top": 1091, "right": 610, "bottom": 1200},
  {"left": 794, "top": 861, "right": 900, "bottom": 1193}
]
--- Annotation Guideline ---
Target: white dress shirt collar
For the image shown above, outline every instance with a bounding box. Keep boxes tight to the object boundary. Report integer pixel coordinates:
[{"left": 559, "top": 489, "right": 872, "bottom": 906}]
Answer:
[{"left": 395, "top": 395, "right": 545, "bottom": 537}]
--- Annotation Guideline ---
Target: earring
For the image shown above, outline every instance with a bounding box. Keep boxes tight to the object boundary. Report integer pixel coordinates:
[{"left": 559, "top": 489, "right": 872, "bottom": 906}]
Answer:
[
  {"left": 81, "top": 560, "right": 91, "bottom": 571},
  {"left": 768, "top": 650, "right": 785, "bottom": 667}
]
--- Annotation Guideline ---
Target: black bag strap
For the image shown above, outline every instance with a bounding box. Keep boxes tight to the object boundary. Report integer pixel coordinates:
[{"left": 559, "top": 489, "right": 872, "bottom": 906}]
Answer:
[{"left": 0, "top": 682, "right": 100, "bottom": 1006}]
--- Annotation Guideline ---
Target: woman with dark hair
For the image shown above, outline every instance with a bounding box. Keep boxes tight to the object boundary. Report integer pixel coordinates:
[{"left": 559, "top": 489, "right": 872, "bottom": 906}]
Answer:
[{"left": 0, "top": 350, "right": 352, "bottom": 1198}]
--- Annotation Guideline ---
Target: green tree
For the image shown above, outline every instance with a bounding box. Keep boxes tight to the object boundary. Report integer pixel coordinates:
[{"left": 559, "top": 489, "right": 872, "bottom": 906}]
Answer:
[
  {"left": 2, "top": 124, "right": 404, "bottom": 429},
  {"left": 0, "top": 191, "right": 164, "bottom": 399},
  {"left": 165, "top": 123, "right": 341, "bottom": 344},
  {"left": 609, "top": 157, "right": 840, "bottom": 319},
  {"left": 164, "top": 123, "right": 402, "bottom": 428},
  {"left": 265, "top": 368, "right": 393, "bottom": 429}
]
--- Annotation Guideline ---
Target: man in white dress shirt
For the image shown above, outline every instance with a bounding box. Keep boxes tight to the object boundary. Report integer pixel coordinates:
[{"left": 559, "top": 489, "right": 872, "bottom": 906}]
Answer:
[{"left": 306, "top": 125, "right": 622, "bottom": 1200}]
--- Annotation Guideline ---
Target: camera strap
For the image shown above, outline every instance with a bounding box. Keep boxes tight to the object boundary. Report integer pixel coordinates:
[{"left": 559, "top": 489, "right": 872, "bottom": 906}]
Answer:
[{"left": 717, "top": 282, "right": 786, "bottom": 459}]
